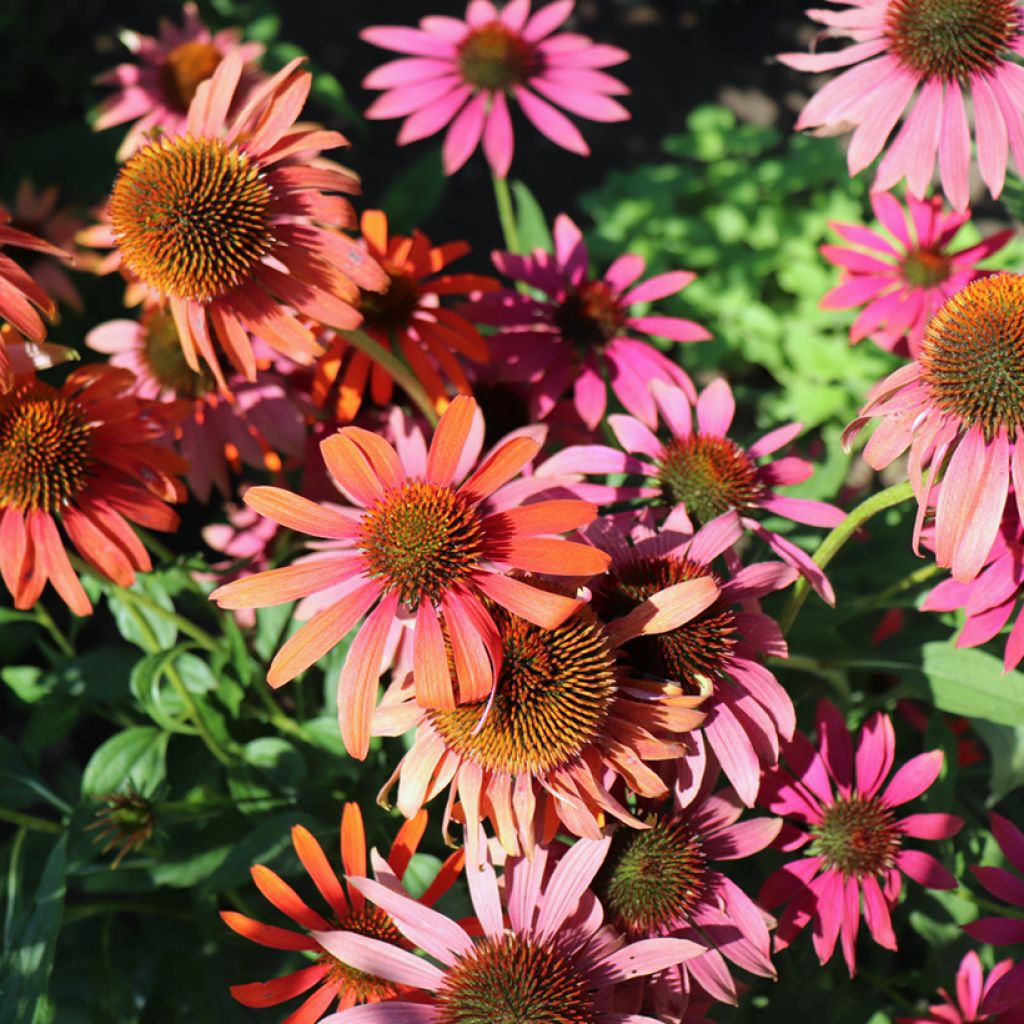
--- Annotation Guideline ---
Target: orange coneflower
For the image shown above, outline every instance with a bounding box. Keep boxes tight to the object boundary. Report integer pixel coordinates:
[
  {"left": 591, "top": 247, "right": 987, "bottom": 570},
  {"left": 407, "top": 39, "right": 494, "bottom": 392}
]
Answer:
[
  {"left": 0, "top": 365, "right": 187, "bottom": 615},
  {"left": 92, "top": 52, "right": 387, "bottom": 392},
  {"left": 313, "top": 209, "right": 497, "bottom": 422}
]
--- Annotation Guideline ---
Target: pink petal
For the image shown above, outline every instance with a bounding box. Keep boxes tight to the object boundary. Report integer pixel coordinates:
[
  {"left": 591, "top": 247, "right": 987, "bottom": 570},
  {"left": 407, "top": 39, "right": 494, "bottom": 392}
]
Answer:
[
  {"left": 514, "top": 85, "right": 590, "bottom": 155},
  {"left": 310, "top": 930, "right": 445, "bottom": 989},
  {"left": 443, "top": 92, "right": 488, "bottom": 174},
  {"left": 483, "top": 91, "right": 515, "bottom": 177}
]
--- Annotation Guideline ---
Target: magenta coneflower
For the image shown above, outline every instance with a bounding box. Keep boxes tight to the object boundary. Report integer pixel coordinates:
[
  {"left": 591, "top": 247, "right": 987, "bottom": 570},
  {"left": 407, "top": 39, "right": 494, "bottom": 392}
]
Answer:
[
  {"left": 362, "top": 0, "right": 630, "bottom": 177},
  {"left": 780, "top": 1, "right": 1024, "bottom": 210},
  {"left": 896, "top": 951, "right": 1023, "bottom": 1024},
  {"left": 964, "top": 813, "right": 1024, "bottom": 971},
  {"left": 467, "top": 213, "right": 708, "bottom": 430},
  {"left": 313, "top": 834, "right": 705, "bottom": 1024},
  {"left": 822, "top": 191, "right": 1013, "bottom": 356},
  {"left": 846, "top": 273, "right": 1024, "bottom": 583},
  {"left": 94, "top": 2, "right": 265, "bottom": 160},
  {"left": 759, "top": 699, "right": 962, "bottom": 976}
]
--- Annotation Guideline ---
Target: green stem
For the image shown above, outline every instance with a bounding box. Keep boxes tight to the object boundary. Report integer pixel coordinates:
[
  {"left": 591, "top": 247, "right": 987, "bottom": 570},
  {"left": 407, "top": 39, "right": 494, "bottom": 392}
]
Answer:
[
  {"left": 33, "top": 603, "right": 74, "bottom": 658},
  {"left": 135, "top": 527, "right": 176, "bottom": 565},
  {"left": 342, "top": 328, "right": 439, "bottom": 426},
  {"left": 778, "top": 481, "right": 915, "bottom": 636},
  {"left": 252, "top": 685, "right": 306, "bottom": 739},
  {"left": 110, "top": 585, "right": 221, "bottom": 655},
  {"left": 492, "top": 173, "right": 520, "bottom": 255},
  {"left": 0, "top": 806, "right": 63, "bottom": 834}
]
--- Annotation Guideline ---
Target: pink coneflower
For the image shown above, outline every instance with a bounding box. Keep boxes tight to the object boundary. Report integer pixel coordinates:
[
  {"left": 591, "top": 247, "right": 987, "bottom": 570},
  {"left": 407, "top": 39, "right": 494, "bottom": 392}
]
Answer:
[
  {"left": 896, "top": 951, "right": 1023, "bottom": 1024},
  {"left": 594, "top": 774, "right": 780, "bottom": 1015},
  {"left": 545, "top": 377, "right": 844, "bottom": 600},
  {"left": 313, "top": 834, "right": 705, "bottom": 1024},
  {"left": 94, "top": 2, "right": 265, "bottom": 160},
  {"left": 222, "top": 804, "right": 464, "bottom": 1022},
  {"left": 467, "top": 214, "right": 708, "bottom": 430},
  {"left": 361, "top": 0, "right": 630, "bottom": 177},
  {"left": 210, "top": 395, "right": 612, "bottom": 760},
  {"left": 846, "top": 273, "right": 1024, "bottom": 583},
  {"left": 584, "top": 510, "right": 797, "bottom": 806},
  {"left": 759, "top": 699, "right": 962, "bottom": 976},
  {"left": 822, "top": 191, "right": 1013, "bottom": 356},
  {"left": 373, "top": 571, "right": 716, "bottom": 864},
  {"left": 94, "top": 53, "right": 385, "bottom": 391},
  {"left": 87, "top": 306, "right": 306, "bottom": 501},
  {"left": 780, "top": 1, "right": 1024, "bottom": 210}
]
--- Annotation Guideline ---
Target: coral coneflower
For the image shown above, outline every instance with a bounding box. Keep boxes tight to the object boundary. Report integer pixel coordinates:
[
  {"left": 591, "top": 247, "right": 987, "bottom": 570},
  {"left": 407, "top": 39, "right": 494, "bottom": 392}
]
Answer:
[
  {"left": 896, "top": 951, "right": 1023, "bottom": 1024},
  {"left": 759, "top": 700, "right": 962, "bottom": 976},
  {"left": 846, "top": 273, "right": 1024, "bottom": 583},
  {"left": 362, "top": 0, "right": 630, "bottom": 177},
  {"left": 0, "top": 366, "right": 187, "bottom": 615},
  {"left": 210, "top": 395, "right": 612, "bottom": 759},
  {"left": 96, "top": 52, "right": 386, "bottom": 391},
  {"left": 780, "top": 0, "right": 1024, "bottom": 210},
  {"left": 467, "top": 213, "right": 707, "bottom": 430},
  {"left": 87, "top": 306, "right": 306, "bottom": 501},
  {"left": 822, "top": 191, "right": 1013, "bottom": 356},
  {"left": 94, "top": 2, "right": 265, "bottom": 160},
  {"left": 223, "top": 804, "right": 464, "bottom": 1023},
  {"left": 313, "top": 834, "right": 704, "bottom": 1024},
  {"left": 313, "top": 209, "right": 497, "bottom": 423}
]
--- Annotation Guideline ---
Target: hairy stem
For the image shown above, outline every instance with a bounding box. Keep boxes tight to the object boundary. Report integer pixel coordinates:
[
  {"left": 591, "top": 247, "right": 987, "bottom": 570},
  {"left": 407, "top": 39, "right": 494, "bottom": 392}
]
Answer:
[{"left": 343, "top": 327, "right": 439, "bottom": 426}]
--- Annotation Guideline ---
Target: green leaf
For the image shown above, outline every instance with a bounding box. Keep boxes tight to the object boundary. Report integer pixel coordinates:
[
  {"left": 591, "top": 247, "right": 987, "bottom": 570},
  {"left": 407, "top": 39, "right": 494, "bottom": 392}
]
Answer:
[
  {"left": 973, "top": 720, "right": 1024, "bottom": 803},
  {"left": 106, "top": 577, "right": 177, "bottom": 650},
  {"left": 921, "top": 643, "right": 1024, "bottom": 725},
  {"left": 228, "top": 738, "right": 307, "bottom": 804},
  {"left": 202, "top": 812, "right": 317, "bottom": 892},
  {"left": 0, "top": 836, "right": 67, "bottom": 1024},
  {"left": 380, "top": 146, "right": 447, "bottom": 236},
  {"left": 511, "top": 181, "right": 552, "bottom": 253},
  {"left": 81, "top": 727, "right": 170, "bottom": 797}
]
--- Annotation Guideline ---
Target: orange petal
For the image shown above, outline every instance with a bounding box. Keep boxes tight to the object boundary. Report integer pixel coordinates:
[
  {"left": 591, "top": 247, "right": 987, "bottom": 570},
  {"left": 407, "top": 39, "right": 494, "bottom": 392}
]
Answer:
[
  {"left": 474, "top": 572, "right": 581, "bottom": 629},
  {"left": 388, "top": 810, "right": 428, "bottom": 878},
  {"left": 211, "top": 556, "right": 360, "bottom": 610},
  {"left": 341, "top": 426, "right": 406, "bottom": 493},
  {"left": 250, "top": 864, "right": 330, "bottom": 931},
  {"left": 360, "top": 209, "right": 390, "bottom": 255},
  {"left": 341, "top": 803, "right": 367, "bottom": 913},
  {"left": 229, "top": 964, "right": 330, "bottom": 1008},
  {"left": 459, "top": 436, "right": 540, "bottom": 505},
  {"left": 605, "top": 577, "right": 720, "bottom": 649},
  {"left": 482, "top": 499, "right": 598, "bottom": 539},
  {"left": 413, "top": 599, "right": 455, "bottom": 709},
  {"left": 244, "top": 485, "right": 360, "bottom": 540},
  {"left": 426, "top": 394, "right": 477, "bottom": 487},
  {"left": 321, "top": 432, "right": 386, "bottom": 507},
  {"left": 492, "top": 537, "right": 611, "bottom": 577},
  {"left": 291, "top": 825, "right": 349, "bottom": 919},
  {"left": 220, "top": 910, "right": 319, "bottom": 951}
]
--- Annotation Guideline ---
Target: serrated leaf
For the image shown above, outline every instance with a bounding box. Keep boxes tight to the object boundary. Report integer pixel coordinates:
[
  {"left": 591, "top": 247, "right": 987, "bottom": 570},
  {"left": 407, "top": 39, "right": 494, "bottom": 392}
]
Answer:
[{"left": 81, "top": 727, "right": 169, "bottom": 797}]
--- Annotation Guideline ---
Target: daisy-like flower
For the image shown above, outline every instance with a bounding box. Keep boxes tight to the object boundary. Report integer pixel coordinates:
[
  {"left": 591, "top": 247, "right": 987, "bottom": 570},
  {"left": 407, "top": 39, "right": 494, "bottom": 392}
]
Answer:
[
  {"left": 94, "top": 1, "right": 265, "bottom": 160},
  {"left": 373, "top": 570, "right": 717, "bottom": 865},
  {"left": 585, "top": 510, "right": 798, "bottom": 807},
  {"left": 546, "top": 377, "right": 844, "bottom": 600},
  {"left": 594, "top": 775, "right": 780, "bottom": 1016},
  {"left": 222, "top": 803, "right": 464, "bottom": 1024},
  {"left": 210, "top": 395, "right": 612, "bottom": 759},
  {"left": 822, "top": 191, "right": 1013, "bottom": 356},
  {"left": 361, "top": 0, "right": 630, "bottom": 177},
  {"left": 779, "top": 0, "right": 1024, "bottom": 210},
  {"left": 0, "top": 366, "right": 187, "bottom": 615},
  {"left": 846, "top": 273, "right": 1024, "bottom": 583},
  {"left": 964, "top": 813, "right": 1024, "bottom": 969},
  {"left": 896, "top": 951, "right": 1023, "bottom": 1024},
  {"left": 314, "top": 833, "right": 705, "bottom": 1024},
  {"left": 468, "top": 214, "right": 708, "bottom": 430},
  {"left": 87, "top": 306, "right": 306, "bottom": 501},
  {"left": 95, "top": 52, "right": 387, "bottom": 391},
  {"left": 759, "top": 699, "right": 963, "bottom": 976},
  {"left": 312, "top": 209, "right": 497, "bottom": 423}
]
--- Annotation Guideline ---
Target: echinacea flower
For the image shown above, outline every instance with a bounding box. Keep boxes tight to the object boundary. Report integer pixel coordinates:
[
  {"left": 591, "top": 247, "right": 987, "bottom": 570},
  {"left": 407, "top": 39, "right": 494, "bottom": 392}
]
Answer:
[
  {"left": 312, "top": 209, "right": 497, "bottom": 422},
  {"left": 780, "top": 0, "right": 1024, "bottom": 210},
  {"left": 845, "top": 273, "right": 1024, "bottom": 583},
  {"left": 546, "top": 377, "right": 844, "bottom": 599},
  {"left": 314, "top": 832, "right": 705, "bottom": 1024},
  {"left": 896, "top": 951, "right": 1022, "bottom": 1024},
  {"left": 87, "top": 306, "right": 306, "bottom": 501},
  {"left": 96, "top": 53, "right": 387, "bottom": 390},
  {"left": 585, "top": 510, "right": 798, "bottom": 806},
  {"left": 594, "top": 773, "right": 780, "bottom": 1016},
  {"left": 362, "top": 0, "right": 630, "bottom": 177},
  {"left": 759, "top": 699, "right": 962, "bottom": 976},
  {"left": 822, "top": 191, "right": 1013, "bottom": 356},
  {"left": 222, "top": 803, "right": 464, "bottom": 1023},
  {"left": 85, "top": 789, "right": 156, "bottom": 868},
  {"left": 94, "top": 1, "right": 265, "bottom": 160},
  {"left": 0, "top": 366, "right": 187, "bottom": 615},
  {"left": 467, "top": 214, "right": 708, "bottom": 430},
  {"left": 210, "top": 395, "right": 612, "bottom": 759}
]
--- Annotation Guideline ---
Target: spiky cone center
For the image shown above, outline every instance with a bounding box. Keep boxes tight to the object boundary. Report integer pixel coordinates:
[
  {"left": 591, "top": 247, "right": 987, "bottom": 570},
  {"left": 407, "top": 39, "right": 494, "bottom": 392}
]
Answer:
[
  {"left": 358, "top": 481, "right": 484, "bottom": 607},
  {"left": 553, "top": 280, "right": 628, "bottom": 351},
  {"left": 656, "top": 433, "right": 762, "bottom": 526},
  {"left": 359, "top": 267, "right": 423, "bottom": 333},
  {"left": 457, "top": 22, "right": 539, "bottom": 92},
  {"left": 109, "top": 135, "right": 274, "bottom": 302},
  {"left": 429, "top": 604, "right": 616, "bottom": 774},
  {"left": 142, "top": 308, "right": 215, "bottom": 397},
  {"left": 436, "top": 933, "right": 594, "bottom": 1024},
  {"left": 598, "top": 813, "right": 709, "bottom": 935},
  {"left": 0, "top": 380, "right": 93, "bottom": 513},
  {"left": 919, "top": 273, "right": 1024, "bottom": 440},
  {"left": 159, "top": 39, "right": 223, "bottom": 111},
  {"left": 904, "top": 247, "right": 952, "bottom": 288},
  {"left": 593, "top": 556, "right": 736, "bottom": 694},
  {"left": 810, "top": 795, "right": 901, "bottom": 878},
  {"left": 85, "top": 792, "right": 156, "bottom": 868},
  {"left": 885, "top": 0, "right": 1019, "bottom": 80},
  {"left": 319, "top": 905, "right": 406, "bottom": 1002}
]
